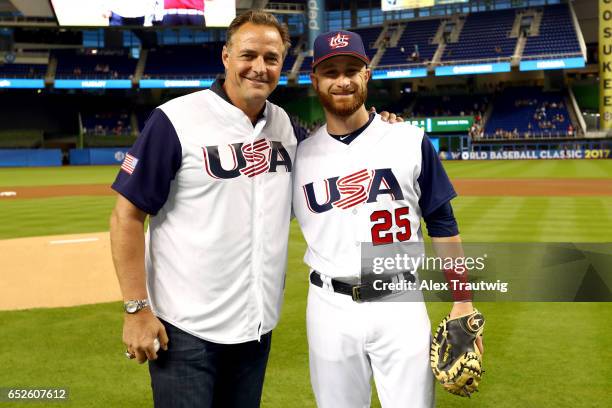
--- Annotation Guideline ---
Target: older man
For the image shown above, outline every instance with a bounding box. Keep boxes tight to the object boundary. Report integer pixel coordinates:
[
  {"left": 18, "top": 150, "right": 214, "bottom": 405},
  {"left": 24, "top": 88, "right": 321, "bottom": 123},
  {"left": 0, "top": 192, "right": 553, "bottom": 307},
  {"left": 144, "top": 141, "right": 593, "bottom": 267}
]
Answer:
[{"left": 111, "top": 10, "right": 297, "bottom": 408}]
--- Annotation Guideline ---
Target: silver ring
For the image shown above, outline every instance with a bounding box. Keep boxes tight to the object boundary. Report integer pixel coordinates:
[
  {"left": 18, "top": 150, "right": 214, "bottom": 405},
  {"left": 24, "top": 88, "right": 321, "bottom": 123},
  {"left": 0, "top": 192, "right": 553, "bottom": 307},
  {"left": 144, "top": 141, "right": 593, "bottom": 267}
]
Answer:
[{"left": 125, "top": 350, "right": 136, "bottom": 359}]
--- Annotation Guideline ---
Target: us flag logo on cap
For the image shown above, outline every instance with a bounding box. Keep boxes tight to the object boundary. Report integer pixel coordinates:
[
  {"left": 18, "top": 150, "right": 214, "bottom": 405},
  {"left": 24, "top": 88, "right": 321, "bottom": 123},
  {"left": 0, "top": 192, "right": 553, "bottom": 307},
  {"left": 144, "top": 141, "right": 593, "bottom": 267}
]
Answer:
[{"left": 329, "top": 33, "right": 350, "bottom": 49}]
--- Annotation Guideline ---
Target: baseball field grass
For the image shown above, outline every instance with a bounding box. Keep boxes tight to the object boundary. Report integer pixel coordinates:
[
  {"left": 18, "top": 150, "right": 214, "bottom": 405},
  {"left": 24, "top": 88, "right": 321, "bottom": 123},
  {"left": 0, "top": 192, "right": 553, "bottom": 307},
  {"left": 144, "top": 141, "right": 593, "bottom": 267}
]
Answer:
[{"left": 0, "top": 160, "right": 611, "bottom": 407}]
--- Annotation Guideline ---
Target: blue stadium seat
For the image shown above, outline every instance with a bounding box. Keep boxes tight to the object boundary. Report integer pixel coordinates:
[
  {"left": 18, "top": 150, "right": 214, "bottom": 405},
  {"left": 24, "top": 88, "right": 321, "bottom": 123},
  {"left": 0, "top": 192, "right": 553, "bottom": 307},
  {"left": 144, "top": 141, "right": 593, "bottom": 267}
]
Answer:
[
  {"left": 484, "top": 87, "right": 572, "bottom": 138},
  {"left": 0, "top": 63, "right": 46, "bottom": 78},
  {"left": 442, "top": 9, "right": 517, "bottom": 63},
  {"left": 378, "top": 20, "right": 440, "bottom": 67},
  {"left": 54, "top": 50, "right": 137, "bottom": 79},
  {"left": 522, "top": 4, "right": 582, "bottom": 59},
  {"left": 143, "top": 44, "right": 225, "bottom": 78}
]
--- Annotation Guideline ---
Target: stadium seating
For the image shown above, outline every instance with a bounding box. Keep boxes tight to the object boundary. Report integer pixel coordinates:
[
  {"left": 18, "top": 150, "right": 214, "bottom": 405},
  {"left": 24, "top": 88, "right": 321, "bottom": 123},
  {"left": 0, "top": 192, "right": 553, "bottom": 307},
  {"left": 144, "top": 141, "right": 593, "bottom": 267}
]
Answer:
[
  {"left": 352, "top": 26, "right": 383, "bottom": 61},
  {"left": 412, "top": 94, "right": 489, "bottom": 117},
  {"left": 0, "top": 63, "right": 46, "bottom": 78},
  {"left": 484, "top": 87, "right": 573, "bottom": 138},
  {"left": 442, "top": 9, "right": 517, "bottom": 63},
  {"left": 54, "top": 50, "right": 137, "bottom": 79},
  {"left": 378, "top": 19, "right": 440, "bottom": 67},
  {"left": 302, "top": 56, "right": 313, "bottom": 73},
  {"left": 143, "top": 44, "right": 225, "bottom": 78},
  {"left": 522, "top": 4, "right": 582, "bottom": 59},
  {"left": 82, "top": 111, "right": 132, "bottom": 136},
  {"left": 281, "top": 37, "right": 302, "bottom": 73}
]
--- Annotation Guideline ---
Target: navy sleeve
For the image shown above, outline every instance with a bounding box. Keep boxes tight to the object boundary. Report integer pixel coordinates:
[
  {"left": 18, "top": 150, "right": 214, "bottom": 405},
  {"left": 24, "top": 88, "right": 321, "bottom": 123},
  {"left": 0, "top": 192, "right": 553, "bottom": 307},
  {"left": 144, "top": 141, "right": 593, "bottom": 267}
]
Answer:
[
  {"left": 111, "top": 109, "right": 182, "bottom": 215},
  {"left": 423, "top": 201, "right": 459, "bottom": 237},
  {"left": 290, "top": 116, "right": 309, "bottom": 144},
  {"left": 417, "top": 134, "right": 457, "bottom": 217}
]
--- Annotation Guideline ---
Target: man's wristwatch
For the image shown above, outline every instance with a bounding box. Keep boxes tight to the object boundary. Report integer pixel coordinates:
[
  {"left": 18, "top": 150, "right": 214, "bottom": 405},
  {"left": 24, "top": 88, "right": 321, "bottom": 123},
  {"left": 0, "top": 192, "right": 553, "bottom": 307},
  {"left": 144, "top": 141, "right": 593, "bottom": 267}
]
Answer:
[{"left": 124, "top": 299, "right": 150, "bottom": 314}]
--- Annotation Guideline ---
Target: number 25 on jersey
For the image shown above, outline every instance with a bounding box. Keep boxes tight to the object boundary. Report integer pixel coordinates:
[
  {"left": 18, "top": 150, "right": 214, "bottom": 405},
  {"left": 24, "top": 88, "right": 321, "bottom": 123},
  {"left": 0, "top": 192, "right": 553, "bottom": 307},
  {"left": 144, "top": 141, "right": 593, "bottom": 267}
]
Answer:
[{"left": 370, "top": 206, "right": 411, "bottom": 245}]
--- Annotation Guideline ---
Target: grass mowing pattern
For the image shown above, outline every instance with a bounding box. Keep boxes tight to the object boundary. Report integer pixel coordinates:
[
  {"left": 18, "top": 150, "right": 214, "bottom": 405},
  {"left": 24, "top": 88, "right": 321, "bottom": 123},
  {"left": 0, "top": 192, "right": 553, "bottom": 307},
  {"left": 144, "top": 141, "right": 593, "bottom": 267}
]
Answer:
[
  {"left": 453, "top": 196, "right": 612, "bottom": 242},
  {"left": 0, "top": 166, "right": 120, "bottom": 187},
  {"left": 0, "top": 160, "right": 610, "bottom": 189},
  {"left": 443, "top": 160, "right": 612, "bottom": 179},
  {"left": 2, "top": 196, "right": 610, "bottom": 242},
  {"left": 0, "top": 196, "right": 117, "bottom": 240}
]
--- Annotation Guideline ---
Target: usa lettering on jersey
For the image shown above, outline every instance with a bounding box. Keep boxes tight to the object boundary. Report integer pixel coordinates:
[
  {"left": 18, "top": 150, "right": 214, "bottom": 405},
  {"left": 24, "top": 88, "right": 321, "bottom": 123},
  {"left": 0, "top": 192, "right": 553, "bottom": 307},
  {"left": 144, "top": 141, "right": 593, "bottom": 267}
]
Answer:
[
  {"left": 303, "top": 168, "right": 404, "bottom": 213},
  {"left": 202, "top": 139, "right": 292, "bottom": 179}
]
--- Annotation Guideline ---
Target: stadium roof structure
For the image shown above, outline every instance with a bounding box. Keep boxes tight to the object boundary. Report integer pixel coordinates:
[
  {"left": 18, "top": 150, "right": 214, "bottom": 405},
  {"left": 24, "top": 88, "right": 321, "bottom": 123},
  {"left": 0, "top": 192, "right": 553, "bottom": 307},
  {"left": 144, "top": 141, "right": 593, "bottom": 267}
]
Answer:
[{"left": 0, "top": 0, "right": 53, "bottom": 17}]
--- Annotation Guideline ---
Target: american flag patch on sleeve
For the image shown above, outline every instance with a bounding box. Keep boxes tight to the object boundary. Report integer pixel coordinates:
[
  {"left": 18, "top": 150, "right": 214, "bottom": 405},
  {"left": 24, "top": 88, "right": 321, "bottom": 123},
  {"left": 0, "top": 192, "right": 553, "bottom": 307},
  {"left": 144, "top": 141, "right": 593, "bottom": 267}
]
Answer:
[{"left": 121, "top": 153, "right": 139, "bottom": 175}]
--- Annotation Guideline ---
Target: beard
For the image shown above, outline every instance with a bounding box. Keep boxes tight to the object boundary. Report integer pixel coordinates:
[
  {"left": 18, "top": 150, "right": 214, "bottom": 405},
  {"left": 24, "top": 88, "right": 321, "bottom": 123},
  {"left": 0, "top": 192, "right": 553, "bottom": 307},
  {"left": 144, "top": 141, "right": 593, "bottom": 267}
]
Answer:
[{"left": 316, "top": 83, "right": 367, "bottom": 117}]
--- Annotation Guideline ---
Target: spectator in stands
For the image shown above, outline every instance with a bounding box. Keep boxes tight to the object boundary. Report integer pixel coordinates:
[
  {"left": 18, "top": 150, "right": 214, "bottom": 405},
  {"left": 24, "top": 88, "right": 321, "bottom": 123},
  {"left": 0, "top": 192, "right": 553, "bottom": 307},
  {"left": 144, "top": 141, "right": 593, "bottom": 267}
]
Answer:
[
  {"left": 382, "top": 34, "right": 391, "bottom": 47},
  {"left": 73, "top": 66, "right": 82, "bottom": 76},
  {"left": 411, "top": 44, "right": 420, "bottom": 62},
  {"left": 494, "top": 45, "right": 502, "bottom": 54},
  {"left": 567, "top": 124, "right": 574, "bottom": 136}
]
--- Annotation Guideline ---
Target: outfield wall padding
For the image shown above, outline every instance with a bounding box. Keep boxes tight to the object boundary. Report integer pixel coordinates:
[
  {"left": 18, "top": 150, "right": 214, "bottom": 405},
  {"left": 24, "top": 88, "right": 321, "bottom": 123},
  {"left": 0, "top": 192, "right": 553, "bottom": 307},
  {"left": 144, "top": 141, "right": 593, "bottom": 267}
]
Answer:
[
  {"left": 69, "top": 148, "right": 129, "bottom": 165},
  {"left": 0, "top": 149, "right": 62, "bottom": 167}
]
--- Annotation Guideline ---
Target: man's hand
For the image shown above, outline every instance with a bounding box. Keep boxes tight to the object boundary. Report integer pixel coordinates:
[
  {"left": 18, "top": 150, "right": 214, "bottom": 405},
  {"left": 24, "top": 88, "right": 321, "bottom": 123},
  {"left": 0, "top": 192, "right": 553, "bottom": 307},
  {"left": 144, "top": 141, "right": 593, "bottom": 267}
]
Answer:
[
  {"left": 450, "top": 302, "right": 483, "bottom": 354},
  {"left": 123, "top": 309, "right": 169, "bottom": 364},
  {"left": 370, "top": 107, "right": 404, "bottom": 123}
]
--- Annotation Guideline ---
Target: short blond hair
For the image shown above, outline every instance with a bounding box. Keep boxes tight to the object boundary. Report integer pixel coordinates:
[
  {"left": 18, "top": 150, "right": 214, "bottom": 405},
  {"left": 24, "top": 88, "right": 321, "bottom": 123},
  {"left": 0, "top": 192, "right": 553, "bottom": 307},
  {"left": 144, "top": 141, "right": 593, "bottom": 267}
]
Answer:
[{"left": 225, "top": 10, "right": 291, "bottom": 56}]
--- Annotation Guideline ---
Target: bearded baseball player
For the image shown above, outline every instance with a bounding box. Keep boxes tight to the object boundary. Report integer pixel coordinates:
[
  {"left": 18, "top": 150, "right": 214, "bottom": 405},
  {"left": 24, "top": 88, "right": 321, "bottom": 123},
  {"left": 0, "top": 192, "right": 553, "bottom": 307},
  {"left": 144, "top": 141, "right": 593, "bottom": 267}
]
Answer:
[{"left": 292, "top": 31, "right": 484, "bottom": 407}]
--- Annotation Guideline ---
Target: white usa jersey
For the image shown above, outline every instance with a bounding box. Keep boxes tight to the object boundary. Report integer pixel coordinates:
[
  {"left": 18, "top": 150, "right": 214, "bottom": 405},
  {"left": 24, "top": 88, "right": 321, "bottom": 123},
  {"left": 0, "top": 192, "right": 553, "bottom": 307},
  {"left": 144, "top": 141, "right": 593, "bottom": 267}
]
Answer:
[
  {"left": 113, "top": 82, "right": 299, "bottom": 344},
  {"left": 292, "top": 114, "right": 456, "bottom": 280}
]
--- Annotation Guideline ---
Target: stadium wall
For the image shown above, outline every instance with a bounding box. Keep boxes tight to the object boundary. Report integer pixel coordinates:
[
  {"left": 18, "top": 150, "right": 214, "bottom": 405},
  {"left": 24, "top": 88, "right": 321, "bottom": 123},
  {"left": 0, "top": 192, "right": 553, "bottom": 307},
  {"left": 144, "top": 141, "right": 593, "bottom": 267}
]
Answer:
[{"left": 0, "top": 149, "right": 62, "bottom": 167}]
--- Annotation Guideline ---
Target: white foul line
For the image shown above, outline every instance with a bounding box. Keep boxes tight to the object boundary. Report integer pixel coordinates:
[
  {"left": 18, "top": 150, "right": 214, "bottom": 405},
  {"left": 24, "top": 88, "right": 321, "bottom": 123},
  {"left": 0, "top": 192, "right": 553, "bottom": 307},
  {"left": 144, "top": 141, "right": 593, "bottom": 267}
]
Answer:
[{"left": 49, "top": 237, "right": 100, "bottom": 245}]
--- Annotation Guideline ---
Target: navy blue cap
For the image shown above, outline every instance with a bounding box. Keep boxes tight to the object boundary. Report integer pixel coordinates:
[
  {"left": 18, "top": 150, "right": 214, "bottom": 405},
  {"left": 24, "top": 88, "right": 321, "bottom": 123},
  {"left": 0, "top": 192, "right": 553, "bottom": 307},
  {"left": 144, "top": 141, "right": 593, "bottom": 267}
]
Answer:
[{"left": 312, "top": 30, "right": 370, "bottom": 70}]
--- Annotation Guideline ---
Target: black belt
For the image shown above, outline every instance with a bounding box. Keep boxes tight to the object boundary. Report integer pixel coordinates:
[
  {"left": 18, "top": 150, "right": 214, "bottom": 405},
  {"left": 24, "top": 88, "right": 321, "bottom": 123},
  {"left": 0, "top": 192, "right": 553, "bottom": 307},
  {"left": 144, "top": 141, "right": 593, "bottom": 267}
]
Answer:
[{"left": 310, "top": 270, "right": 416, "bottom": 302}]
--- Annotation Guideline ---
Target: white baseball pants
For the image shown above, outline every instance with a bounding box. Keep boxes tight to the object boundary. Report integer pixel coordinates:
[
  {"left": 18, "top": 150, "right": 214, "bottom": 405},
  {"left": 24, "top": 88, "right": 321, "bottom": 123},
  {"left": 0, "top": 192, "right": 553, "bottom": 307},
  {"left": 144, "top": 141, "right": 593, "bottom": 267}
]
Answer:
[{"left": 306, "top": 282, "right": 435, "bottom": 408}]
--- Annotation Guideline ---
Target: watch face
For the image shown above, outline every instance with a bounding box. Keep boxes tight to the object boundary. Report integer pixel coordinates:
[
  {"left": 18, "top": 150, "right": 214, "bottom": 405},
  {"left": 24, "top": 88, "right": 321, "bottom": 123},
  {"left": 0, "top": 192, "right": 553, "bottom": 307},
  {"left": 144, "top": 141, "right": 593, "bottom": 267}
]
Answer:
[{"left": 125, "top": 301, "right": 138, "bottom": 313}]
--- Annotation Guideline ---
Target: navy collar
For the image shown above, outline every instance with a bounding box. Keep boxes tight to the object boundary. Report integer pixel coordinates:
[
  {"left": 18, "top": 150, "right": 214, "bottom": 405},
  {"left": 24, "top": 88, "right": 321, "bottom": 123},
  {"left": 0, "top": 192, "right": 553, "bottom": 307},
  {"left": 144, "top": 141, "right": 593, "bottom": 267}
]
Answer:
[
  {"left": 328, "top": 112, "right": 376, "bottom": 145},
  {"left": 210, "top": 77, "right": 265, "bottom": 122}
]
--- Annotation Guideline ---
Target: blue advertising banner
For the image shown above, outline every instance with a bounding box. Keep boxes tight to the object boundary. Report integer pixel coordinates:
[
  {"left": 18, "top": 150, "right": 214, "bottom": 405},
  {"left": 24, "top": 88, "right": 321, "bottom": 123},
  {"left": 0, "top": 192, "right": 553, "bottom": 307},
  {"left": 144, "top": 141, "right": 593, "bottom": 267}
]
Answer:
[
  {"left": 435, "top": 62, "right": 511, "bottom": 76},
  {"left": 0, "top": 149, "right": 62, "bottom": 167},
  {"left": 372, "top": 68, "right": 428, "bottom": 79},
  {"left": 0, "top": 79, "right": 45, "bottom": 89},
  {"left": 519, "top": 57, "right": 586, "bottom": 71},
  {"left": 54, "top": 79, "right": 132, "bottom": 89},
  {"left": 139, "top": 79, "right": 214, "bottom": 88}
]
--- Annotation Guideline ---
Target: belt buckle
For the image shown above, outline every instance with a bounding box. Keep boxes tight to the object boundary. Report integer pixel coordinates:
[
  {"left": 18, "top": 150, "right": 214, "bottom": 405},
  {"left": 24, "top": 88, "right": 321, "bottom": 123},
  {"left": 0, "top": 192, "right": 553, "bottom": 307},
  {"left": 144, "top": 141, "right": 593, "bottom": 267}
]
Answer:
[{"left": 351, "top": 285, "right": 365, "bottom": 302}]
